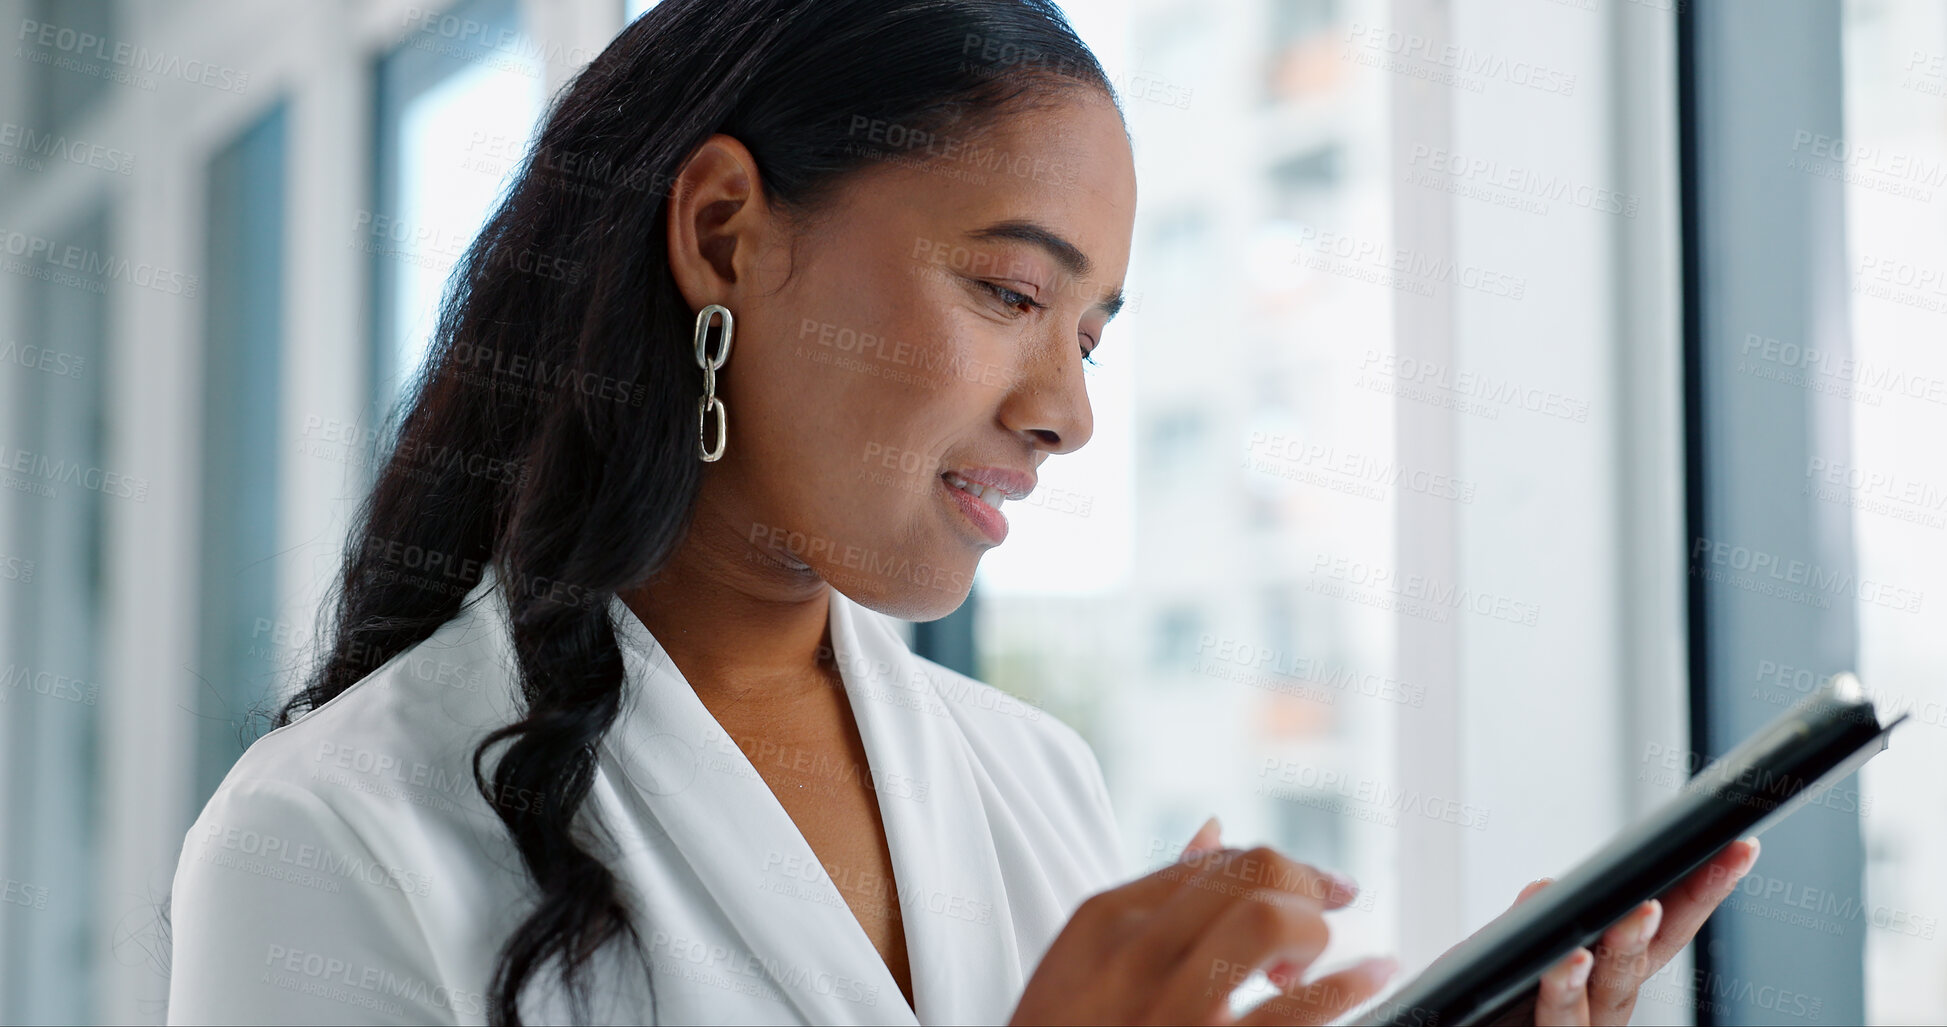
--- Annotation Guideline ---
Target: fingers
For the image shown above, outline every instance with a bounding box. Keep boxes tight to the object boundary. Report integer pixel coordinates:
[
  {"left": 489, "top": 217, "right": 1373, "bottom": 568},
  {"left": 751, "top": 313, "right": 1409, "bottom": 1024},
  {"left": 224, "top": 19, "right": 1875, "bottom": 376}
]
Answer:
[
  {"left": 1135, "top": 846, "right": 1359, "bottom": 973},
  {"left": 1532, "top": 947, "right": 1593, "bottom": 1026},
  {"left": 1647, "top": 837, "right": 1760, "bottom": 966},
  {"left": 1152, "top": 885, "right": 1335, "bottom": 1023},
  {"left": 1237, "top": 957, "right": 1400, "bottom": 1027},
  {"left": 1585, "top": 899, "right": 1661, "bottom": 1024},
  {"left": 1182, "top": 815, "right": 1224, "bottom": 860},
  {"left": 1084, "top": 818, "right": 1239, "bottom": 917}
]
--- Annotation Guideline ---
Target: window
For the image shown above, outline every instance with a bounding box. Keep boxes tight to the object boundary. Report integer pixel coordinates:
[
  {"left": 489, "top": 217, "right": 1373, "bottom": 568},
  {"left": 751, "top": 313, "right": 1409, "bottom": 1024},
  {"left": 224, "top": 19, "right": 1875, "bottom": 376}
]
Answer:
[
  {"left": 1840, "top": 2, "right": 1947, "bottom": 1021},
  {"left": 370, "top": 0, "right": 544, "bottom": 415},
  {"left": 2, "top": 205, "right": 110, "bottom": 1026},
  {"left": 975, "top": 2, "right": 1689, "bottom": 1017},
  {"left": 191, "top": 103, "right": 289, "bottom": 810}
]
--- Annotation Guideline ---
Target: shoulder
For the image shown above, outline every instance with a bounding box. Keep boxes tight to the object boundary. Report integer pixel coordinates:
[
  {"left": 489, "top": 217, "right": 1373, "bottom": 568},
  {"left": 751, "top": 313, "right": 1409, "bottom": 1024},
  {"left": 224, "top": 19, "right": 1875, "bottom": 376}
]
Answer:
[{"left": 200, "top": 592, "right": 520, "bottom": 848}]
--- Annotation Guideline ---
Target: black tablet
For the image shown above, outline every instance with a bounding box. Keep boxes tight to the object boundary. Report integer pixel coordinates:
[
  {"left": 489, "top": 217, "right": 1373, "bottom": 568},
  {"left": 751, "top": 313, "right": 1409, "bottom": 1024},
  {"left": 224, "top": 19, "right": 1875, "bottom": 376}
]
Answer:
[{"left": 1355, "top": 672, "right": 1906, "bottom": 1027}]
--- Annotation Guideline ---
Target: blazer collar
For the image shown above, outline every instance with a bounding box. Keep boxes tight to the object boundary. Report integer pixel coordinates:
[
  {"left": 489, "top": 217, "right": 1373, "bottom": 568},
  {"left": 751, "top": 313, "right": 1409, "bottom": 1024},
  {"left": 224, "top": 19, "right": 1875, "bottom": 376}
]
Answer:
[{"left": 596, "top": 588, "right": 1023, "bottom": 1025}]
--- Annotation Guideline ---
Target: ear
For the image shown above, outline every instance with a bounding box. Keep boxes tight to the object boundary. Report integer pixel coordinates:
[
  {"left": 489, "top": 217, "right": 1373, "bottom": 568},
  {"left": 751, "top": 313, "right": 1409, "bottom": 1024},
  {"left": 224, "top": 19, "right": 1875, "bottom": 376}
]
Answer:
[{"left": 664, "top": 133, "right": 772, "bottom": 313}]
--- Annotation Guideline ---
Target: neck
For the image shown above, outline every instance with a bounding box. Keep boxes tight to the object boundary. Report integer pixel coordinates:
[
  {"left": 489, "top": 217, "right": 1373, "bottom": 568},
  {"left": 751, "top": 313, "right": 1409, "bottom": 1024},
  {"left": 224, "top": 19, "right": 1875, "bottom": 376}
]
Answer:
[{"left": 619, "top": 483, "right": 837, "bottom": 707}]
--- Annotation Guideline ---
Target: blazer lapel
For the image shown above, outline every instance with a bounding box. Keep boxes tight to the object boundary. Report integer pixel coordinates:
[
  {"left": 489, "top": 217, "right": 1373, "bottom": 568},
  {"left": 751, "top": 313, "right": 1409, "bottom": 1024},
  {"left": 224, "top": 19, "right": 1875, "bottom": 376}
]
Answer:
[
  {"left": 600, "top": 595, "right": 919, "bottom": 1025},
  {"left": 826, "top": 593, "right": 1025, "bottom": 1026}
]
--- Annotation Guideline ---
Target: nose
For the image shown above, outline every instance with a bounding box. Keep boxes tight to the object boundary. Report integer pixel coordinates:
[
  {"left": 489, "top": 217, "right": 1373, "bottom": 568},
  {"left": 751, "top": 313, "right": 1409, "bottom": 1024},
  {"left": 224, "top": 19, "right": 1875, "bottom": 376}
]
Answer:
[{"left": 997, "top": 337, "right": 1094, "bottom": 456}]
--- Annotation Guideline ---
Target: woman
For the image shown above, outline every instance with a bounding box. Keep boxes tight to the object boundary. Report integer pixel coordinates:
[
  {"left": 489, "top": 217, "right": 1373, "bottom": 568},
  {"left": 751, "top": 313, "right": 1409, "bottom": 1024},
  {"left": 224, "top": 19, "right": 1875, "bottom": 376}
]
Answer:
[{"left": 165, "top": 0, "right": 1758, "bottom": 1023}]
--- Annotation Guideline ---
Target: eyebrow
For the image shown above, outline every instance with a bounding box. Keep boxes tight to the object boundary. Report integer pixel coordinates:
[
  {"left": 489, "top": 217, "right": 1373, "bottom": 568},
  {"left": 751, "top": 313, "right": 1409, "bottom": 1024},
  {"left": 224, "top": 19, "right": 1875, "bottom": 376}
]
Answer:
[{"left": 964, "top": 219, "right": 1127, "bottom": 322}]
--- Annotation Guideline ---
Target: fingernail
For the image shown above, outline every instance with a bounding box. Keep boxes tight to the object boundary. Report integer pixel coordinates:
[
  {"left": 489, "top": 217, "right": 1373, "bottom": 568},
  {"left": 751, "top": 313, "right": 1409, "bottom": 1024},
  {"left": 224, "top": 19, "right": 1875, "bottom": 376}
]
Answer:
[
  {"left": 1637, "top": 899, "right": 1664, "bottom": 944},
  {"left": 1327, "top": 872, "right": 1360, "bottom": 903},
  {"left": 1740, "top": 836, "right": 1762, "bottom": 872},
  {"left": 1178, "top": 816, "right": 1220, "bottom": 862},
  {"left": 1567, "top": 949, "right": 1594, "bottom": 989}
]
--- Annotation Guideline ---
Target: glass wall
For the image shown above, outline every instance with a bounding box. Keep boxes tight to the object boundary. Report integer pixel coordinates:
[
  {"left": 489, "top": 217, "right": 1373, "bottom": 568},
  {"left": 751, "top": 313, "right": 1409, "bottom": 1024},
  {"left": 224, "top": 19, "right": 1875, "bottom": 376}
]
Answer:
[
  {"left": 977, "top": 0, "right": 1403, "bottom": 967},
  {"left": 191, "top": 103, "right": 289, "bottom": 811},
  {"left": 370, "top": 0, "right": 545, "bottom": 413},
  {"left": 1842, "top": 2, "right": 1947, "bottom": 1022},
  {"left": 2, "top": 205, "right": 110, "bottom": 1027}
]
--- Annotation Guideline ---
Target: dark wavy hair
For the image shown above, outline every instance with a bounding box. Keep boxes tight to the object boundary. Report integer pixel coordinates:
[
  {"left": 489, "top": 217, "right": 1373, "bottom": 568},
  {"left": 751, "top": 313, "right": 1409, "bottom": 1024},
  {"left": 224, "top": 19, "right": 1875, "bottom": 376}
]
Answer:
[{"left": 274, "top": 1, "right": 1116, "bottom": 1022}]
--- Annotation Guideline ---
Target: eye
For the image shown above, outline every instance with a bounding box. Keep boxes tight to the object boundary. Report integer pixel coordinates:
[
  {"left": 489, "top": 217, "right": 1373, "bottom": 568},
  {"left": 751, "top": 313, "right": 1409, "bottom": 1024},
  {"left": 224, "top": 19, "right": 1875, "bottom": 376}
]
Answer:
[
  {"left": 979, "top": 280, "right": 1045, "bottom": 316},
  {"left": 1081, "top": 336, "right": 1101, "bottom": 368}
]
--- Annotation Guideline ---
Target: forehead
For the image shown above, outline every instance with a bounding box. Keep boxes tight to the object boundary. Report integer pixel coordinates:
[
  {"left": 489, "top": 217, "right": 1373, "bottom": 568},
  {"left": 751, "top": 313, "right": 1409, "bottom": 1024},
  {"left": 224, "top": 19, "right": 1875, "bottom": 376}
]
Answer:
[{"left": 836, "top": 93, "right": 1136, "bottom": 282}]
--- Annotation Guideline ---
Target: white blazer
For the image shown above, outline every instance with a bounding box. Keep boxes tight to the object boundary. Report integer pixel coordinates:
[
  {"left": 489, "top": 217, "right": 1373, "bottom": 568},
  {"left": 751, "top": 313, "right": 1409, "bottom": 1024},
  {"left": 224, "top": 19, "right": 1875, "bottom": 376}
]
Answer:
[{"left": 165, "top": 578, "right": 1125, "bottom": 1025}]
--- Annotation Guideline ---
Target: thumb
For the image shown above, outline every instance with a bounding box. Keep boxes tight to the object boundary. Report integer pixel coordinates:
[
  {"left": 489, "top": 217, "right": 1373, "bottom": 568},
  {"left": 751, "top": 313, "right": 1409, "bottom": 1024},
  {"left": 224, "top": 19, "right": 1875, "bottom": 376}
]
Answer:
[
  {"left": 1179, "top": 815, "right": 1223, "bottom": 862},
  {"left": 1511, "top": 877, "right": 1552, "bottom": 909}
]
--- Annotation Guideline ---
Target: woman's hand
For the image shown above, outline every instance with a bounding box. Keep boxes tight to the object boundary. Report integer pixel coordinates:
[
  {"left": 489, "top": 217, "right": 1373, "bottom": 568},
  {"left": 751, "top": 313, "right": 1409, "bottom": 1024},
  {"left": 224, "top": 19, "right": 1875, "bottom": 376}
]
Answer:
[
  {"left": 1011, "top": 818, "right": 1398, "bottom": 1026},
  {"left": 1486, "top": 837, "right": 1762, "bottom": 1026}
]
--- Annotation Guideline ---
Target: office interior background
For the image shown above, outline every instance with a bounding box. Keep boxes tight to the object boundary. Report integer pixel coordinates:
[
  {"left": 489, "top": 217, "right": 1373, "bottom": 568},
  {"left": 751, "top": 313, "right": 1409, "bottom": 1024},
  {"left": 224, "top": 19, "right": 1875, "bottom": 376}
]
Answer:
[{"left": 0, "top": 0, "right": 1943, "bottom": 1022}]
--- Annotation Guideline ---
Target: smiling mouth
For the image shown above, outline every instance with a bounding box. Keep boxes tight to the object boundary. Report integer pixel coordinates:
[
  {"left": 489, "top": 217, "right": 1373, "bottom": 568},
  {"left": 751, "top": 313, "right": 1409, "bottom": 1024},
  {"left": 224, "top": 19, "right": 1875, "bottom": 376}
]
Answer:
[{"left": 941, "top": 470, "right": 1008, "bottom": 511}]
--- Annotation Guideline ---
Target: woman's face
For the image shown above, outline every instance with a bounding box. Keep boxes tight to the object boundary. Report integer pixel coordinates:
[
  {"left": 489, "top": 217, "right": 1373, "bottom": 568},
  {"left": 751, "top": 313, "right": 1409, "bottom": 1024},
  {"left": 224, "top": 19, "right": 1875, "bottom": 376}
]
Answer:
[{"left": 668, "top": 91, "right": 1135, "bottom": 621}]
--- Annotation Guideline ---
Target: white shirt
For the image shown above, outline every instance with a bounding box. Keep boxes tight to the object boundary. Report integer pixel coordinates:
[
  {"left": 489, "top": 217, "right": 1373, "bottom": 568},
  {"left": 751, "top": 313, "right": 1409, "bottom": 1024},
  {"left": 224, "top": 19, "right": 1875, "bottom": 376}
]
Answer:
[{"left": 165, "top": 580, "right": 1125, "bottom": 1025}]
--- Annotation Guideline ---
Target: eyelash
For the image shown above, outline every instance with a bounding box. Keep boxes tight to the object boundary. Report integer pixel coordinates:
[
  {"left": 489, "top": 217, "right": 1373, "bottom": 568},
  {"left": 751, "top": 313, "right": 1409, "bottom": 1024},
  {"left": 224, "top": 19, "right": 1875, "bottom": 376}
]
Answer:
[{"left": 979, "top": 281, "right": 1101, "bottom": 367}]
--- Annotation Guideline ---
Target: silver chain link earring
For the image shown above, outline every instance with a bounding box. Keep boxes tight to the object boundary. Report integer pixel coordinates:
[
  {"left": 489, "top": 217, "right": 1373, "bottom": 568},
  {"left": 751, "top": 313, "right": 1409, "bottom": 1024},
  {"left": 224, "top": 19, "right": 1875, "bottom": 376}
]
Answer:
[{"left": 693, "top": 304, "right": 733, "bottom": 461}]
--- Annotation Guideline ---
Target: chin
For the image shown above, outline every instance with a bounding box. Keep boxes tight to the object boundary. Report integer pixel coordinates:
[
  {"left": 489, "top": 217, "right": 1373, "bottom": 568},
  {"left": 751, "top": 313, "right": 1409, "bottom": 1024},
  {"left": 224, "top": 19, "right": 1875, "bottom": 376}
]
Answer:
[{"left": 821, "top": 553, "right": 979, "bottom": 623}]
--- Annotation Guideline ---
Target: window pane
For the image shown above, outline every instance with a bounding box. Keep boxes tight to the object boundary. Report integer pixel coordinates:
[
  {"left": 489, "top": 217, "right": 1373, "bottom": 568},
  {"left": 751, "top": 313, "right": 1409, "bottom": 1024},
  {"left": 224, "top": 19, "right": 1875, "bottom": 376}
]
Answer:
[
  {"left": 191, "top": 102, "right": 288, "bottom": 811},
  {"left": 2, "top": 204, "right": 110, "bottom": 1026},
  {"left": 371, "top": 0, "right": 544, "bottom": 411},
  {"left": 976, "top": 0, "right": 1402, "bottom": 975},
  {"left": 1842, "top": 2, "right": 1947, "bottom": 1021}
]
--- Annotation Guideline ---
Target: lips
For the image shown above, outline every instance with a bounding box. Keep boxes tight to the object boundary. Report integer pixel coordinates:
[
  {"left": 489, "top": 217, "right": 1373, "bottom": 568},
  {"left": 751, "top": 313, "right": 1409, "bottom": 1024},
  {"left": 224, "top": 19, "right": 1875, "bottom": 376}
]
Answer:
[{"left": 940, "top": 466, "right": 1035, "bottom": 545}]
